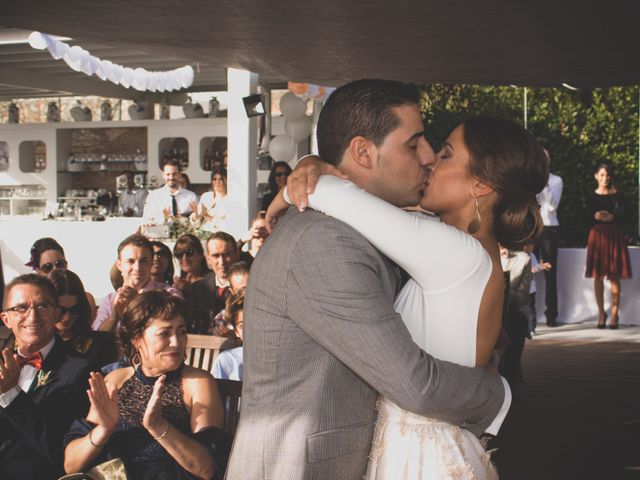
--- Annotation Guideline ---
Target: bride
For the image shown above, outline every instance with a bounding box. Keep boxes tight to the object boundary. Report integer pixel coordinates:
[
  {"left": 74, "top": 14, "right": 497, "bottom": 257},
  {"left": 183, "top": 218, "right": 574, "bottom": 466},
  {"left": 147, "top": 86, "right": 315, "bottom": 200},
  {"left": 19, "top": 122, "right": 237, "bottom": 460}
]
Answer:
[{"left": 268, "top": 116, "right": 548, "bottom": 479}]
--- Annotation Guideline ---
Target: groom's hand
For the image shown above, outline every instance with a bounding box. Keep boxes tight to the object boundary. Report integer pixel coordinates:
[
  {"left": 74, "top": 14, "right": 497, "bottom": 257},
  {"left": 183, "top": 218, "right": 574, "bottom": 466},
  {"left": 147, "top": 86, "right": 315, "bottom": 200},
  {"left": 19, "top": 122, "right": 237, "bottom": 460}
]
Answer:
[{"left": 287, "top": 155, "right": 348, "bottom": 211}]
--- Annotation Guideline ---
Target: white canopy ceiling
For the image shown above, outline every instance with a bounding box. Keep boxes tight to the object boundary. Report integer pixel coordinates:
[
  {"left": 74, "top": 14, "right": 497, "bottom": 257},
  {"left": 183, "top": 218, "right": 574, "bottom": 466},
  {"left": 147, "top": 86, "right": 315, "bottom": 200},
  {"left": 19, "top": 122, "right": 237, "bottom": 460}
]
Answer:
[{"left": 0, "top": 0, "right": 637, "bottom": 100}]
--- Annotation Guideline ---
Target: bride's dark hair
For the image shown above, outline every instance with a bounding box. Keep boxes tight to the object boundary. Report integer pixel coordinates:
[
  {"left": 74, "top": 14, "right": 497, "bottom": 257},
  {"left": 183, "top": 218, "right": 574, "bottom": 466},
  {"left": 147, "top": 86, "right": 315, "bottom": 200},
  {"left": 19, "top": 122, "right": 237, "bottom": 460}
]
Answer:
[{"left": 463, "top": 116, "right": 549, "bottom": 250}]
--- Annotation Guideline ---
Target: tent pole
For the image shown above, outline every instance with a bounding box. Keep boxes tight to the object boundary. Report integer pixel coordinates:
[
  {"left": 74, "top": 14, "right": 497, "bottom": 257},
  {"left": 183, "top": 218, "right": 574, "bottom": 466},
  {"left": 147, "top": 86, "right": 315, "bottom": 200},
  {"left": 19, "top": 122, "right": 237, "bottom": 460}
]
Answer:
[{"left": 524, "top": 87, "right": 528, "bottom": 130}]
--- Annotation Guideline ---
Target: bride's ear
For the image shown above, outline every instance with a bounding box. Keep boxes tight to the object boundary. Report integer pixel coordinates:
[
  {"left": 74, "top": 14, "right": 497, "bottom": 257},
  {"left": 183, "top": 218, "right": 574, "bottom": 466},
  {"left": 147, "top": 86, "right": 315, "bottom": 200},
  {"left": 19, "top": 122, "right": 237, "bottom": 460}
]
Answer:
[
  {"left": 348, "top": 136, "right": 376, "bottom": 169},
  {"left": 472, "top": 179, "right": 494, "bottom": 198}
]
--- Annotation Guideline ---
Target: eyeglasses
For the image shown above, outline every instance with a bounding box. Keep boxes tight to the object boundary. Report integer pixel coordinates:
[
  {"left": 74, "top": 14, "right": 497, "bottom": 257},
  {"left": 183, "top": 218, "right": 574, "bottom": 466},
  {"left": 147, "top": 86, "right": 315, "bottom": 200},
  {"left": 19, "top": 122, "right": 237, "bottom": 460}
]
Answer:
[
  {"left": 5, "top": 302, "right": 55, "bottom": 316},
  {"left": 153, "top": 250, "right": 169, "bottom": 259},
  {"left": 174, "top": 248, "right": 195, "bottom": 259},
  {"left": 38, "top": 259, "right": 67, "bottom": 273},
  {"left": 275, "top": 172, "right": 290, "bottom": 178},
  {"left": 59, "top": 304, "right": 82, "bottom": 317}
]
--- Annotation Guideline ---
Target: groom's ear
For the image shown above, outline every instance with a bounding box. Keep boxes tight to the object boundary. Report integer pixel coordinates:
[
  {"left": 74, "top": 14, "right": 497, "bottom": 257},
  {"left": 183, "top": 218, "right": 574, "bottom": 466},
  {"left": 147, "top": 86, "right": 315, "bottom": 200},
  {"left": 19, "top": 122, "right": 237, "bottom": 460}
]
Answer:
[{"left": 348, "top": 136, "right": 376, "bottom": 169}]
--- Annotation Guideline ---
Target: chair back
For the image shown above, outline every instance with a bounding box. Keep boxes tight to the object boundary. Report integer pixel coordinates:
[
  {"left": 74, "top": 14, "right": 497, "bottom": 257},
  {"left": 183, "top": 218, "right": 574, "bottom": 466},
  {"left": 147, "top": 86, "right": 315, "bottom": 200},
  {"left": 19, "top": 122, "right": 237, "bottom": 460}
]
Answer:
[
  {"left": 216, "top": 379, "right": 242, "bottom": 436},
  {"left": 185, "top": 334, "right": 241, "bottom": 372}
]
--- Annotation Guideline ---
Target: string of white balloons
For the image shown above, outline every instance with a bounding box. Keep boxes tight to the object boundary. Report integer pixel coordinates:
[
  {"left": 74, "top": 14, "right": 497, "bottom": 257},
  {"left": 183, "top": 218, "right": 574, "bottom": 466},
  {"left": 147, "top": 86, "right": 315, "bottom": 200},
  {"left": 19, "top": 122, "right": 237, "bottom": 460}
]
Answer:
[{"left": 27, "top": 31, "right": 194, "bottom": 92}]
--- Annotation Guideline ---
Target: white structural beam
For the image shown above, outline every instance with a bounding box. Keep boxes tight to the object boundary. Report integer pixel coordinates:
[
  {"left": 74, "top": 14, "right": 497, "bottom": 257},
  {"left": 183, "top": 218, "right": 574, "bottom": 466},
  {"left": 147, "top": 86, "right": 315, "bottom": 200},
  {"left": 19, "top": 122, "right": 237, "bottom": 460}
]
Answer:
[{"left": 225, "top": 67, "right": 258, "bottom": 240}]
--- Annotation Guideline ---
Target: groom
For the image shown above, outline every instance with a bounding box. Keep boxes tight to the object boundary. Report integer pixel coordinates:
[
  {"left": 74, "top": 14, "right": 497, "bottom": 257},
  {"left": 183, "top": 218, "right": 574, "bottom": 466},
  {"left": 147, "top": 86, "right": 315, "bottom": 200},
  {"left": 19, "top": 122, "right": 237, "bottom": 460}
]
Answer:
[{"left": 226, "top": 79, "right": 510, "bottom": 479}]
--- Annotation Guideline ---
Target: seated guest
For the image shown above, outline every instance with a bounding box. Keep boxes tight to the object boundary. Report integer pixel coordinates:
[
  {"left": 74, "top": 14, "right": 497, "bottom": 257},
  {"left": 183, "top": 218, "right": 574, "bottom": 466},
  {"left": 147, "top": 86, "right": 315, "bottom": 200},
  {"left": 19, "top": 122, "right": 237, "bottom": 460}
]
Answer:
[
  {"left": 189, "top": 232, "right": 239, "bottom": 333},
  {"left": 261, "top": 161, "right": 292, "bottom": 210},
  {"left": 172, "top": 234, "right": 210, "bottom": 295},
  {"left": 229, "top": 261, "right": 250, "bottom": 293},
  {"left": 27, "top": 237, "right": 97, "bottom": 320},
  {"left": 207, "top": 262, "right": 250, "bottom": 336},
  {"left": 92, "top": 234, "right": 181, "bottom": 333},
  {"left": 48, "top": 270, "right": 118, "bottom": 369},
  {"left": 213, "top": 290, "right": 245, "bottom": 381},
  {"left": 238, "top": 211, "right": 269, "bottom": 265},
  {"left": 0, "top": 274, "right": 92, "bottom": 480},
  {"left": 110, "top": 240, "right": 175, "bottom": 290},
  {"left": 64, "top": 291, "right": 228, "bottom": 479},
  {"left": 151, "top": 241, "right": 175, "bottom": 285}
]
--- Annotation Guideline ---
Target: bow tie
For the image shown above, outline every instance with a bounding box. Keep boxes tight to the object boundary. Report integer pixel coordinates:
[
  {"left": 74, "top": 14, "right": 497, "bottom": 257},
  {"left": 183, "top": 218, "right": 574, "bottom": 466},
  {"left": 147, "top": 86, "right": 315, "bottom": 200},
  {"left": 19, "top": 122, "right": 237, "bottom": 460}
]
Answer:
[{"left": 17, "top": 351, "right": 43, "bottom": 370}]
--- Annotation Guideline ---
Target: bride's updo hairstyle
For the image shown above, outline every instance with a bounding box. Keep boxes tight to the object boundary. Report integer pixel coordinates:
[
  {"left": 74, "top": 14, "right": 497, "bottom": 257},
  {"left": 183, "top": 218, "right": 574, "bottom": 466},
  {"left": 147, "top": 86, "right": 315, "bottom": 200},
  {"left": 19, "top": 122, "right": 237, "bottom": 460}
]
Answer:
[{"left": 463, "top": 116, "right": 549, "bottom": 250}]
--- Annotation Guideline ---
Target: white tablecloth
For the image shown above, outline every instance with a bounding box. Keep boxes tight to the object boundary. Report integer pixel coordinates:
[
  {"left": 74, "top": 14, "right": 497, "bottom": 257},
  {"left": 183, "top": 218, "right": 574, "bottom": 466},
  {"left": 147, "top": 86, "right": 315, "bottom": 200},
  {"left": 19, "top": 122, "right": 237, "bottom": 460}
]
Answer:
[{"left": 535, "top": 247, "right": 639, "bottom": 325}]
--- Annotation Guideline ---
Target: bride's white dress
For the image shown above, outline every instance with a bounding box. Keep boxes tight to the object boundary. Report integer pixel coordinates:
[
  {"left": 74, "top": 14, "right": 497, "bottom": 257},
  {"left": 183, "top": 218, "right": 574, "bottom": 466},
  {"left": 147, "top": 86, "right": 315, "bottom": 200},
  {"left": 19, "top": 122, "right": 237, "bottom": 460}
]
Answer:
[{"left": 305, "top": 176, "right": 499, "bottom": 479}]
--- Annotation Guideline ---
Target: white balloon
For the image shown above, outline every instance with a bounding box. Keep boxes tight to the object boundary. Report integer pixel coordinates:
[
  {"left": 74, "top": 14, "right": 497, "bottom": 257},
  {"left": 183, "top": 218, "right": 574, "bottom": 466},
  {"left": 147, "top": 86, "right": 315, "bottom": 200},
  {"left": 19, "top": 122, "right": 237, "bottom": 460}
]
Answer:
[
  {"left": 178, "top": 66, "right": 194, "bottom": 88},
  {"left": 28, "top": 31, "right": 47, "bottom": 50},
  {"left": 279, "top": 91, "right": 307, "bottom": 121},
  {"left": 269, "top": 135, "right": 296, "bottom": 162},
  {"left": 79, "top": 52, "right": 97, "bottom": 76},
  {"left": 96, "top": 59, "right": 112, "bottom": 81},
  {"left": 49, "top": 40, "right": 68, "bottom": 60},
  {"left": 285, "top": 117, "right": 313, "bottom": 143},
  {"left": 107, "top": 63, "right": 123, "bottom": 85},
  {"left": 132, "top": 67, "right": 148, "bottom": 91},
  {"left": 121, "top": 67, "right": 135, "bottom": 89},
  {"left": 63, "top": 45, "right": 84, "bottom": 72},
  {"left": 146, "top": 72, "right": 158, "bottom": 92}
]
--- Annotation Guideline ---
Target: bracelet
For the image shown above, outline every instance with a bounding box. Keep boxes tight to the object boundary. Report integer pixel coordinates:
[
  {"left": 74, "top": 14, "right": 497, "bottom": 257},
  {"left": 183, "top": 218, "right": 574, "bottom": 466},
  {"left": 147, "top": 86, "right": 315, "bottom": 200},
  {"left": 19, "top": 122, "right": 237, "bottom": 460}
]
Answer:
[
  {"left": 88, "top": 428, "right": 107, "bottom": 448},
  {"left": 152, "top": 419, "right": 170, "bottom": 440}
]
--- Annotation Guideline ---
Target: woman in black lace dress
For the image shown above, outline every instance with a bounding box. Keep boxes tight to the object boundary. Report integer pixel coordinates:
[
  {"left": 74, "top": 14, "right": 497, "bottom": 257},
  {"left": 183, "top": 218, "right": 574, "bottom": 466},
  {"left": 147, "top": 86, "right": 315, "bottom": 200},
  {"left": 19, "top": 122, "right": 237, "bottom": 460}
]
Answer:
[
  {"left": 585, "top": 163, "right": 632, "bottom": 329},
  {"left": 63, "top": 290, "right": 227, "bottom": 479}
]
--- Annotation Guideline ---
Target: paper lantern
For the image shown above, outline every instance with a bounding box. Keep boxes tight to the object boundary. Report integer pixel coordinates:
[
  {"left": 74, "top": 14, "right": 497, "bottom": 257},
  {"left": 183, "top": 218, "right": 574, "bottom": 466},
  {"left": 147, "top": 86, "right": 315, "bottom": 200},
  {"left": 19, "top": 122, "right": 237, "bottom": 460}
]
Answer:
[
  {"left": 269, "top": 135, "right": 296, "bottom": 162},
  {"left": 285, "top": 117, "right": 313, "bottom": 143},
  {"left": 279, "top": 91, "right": 307, "bottom": 121}
]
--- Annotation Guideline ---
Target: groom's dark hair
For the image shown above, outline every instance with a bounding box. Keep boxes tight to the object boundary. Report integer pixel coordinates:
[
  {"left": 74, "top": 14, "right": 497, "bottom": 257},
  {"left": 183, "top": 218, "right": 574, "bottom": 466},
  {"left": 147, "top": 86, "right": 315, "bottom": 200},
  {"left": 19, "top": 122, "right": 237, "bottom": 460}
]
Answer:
[{"left": 317, "top": 79, "right": 421, "bottom": 166}]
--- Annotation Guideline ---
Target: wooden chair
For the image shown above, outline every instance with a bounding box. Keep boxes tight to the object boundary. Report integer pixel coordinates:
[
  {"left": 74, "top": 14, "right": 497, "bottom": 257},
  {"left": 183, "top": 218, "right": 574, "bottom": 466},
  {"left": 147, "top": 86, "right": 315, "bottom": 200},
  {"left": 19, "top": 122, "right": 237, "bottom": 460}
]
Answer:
[
  {"left": 216, "top": 379, "right": 243, "bottom": 436},
  {"left": 184, "top": 334, "right": 241, "bottom": 372}
]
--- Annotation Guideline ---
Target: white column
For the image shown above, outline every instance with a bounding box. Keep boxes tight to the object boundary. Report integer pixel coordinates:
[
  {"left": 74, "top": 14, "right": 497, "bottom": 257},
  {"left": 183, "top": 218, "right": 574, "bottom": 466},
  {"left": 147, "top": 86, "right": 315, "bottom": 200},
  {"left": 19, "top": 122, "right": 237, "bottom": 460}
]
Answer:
[{"left": 226, "top": 68, "right": 258, "bottom": 240}]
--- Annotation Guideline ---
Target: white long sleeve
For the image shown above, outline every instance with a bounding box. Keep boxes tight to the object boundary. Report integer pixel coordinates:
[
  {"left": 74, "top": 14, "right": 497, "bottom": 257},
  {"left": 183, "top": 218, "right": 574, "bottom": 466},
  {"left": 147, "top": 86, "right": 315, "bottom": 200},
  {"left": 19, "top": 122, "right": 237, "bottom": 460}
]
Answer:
[
  {"left": 536, "top": 173, "right": 563, "bottom": 226},
  {"left": 303, "top": 176, "right": 487, "bottom": 292}
]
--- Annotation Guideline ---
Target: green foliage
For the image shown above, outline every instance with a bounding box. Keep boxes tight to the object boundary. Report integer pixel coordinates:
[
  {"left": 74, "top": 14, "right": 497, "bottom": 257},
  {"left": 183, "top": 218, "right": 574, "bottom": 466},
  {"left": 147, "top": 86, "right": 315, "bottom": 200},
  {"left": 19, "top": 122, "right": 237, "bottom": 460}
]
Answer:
[
  {"left": 420, "top": 84, "right": 639, "bottom": 247},
  {"left": 168, "top": 216, "right": 210, "bottom": 241}
]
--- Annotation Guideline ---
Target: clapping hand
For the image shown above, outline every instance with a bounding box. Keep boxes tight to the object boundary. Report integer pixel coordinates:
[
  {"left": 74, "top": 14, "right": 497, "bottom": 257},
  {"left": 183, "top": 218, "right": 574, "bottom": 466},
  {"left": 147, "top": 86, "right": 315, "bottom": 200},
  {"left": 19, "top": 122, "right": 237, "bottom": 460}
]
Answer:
[
  {"left": 143, "top": 375, "right": 167, "bottom": 438},
  {"left": 113, "top": 285, "right": 138, "bottom": 319},
  {"left": 0, "top": 348, "right": 21, "bottom": 394},
  {"left": 86, "top": 372, "right": 119, "bottom": 444}
]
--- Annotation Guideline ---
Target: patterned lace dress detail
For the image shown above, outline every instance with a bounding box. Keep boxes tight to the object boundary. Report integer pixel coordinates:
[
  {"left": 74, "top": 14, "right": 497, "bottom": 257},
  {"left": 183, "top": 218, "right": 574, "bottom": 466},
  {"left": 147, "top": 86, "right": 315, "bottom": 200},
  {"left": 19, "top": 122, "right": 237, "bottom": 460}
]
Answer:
[{"left": 111, "top": 365, "right": 191, "bottom": 479}]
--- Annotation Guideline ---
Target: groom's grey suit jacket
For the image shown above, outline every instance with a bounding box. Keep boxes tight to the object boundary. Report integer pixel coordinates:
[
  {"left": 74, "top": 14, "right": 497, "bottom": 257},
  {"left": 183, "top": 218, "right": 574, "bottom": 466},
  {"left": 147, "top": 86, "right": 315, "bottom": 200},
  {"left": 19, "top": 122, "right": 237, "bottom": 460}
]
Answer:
[{"left": 225, "top": 209, "right": 504, "bottom": 480}]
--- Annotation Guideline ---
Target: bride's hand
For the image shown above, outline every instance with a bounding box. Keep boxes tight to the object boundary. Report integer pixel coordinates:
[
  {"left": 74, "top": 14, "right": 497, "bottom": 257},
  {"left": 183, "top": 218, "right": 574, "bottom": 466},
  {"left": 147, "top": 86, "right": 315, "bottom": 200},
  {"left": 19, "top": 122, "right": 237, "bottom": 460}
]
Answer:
[
  {"left": 265, "top": 189, "right": 289, "bottom": 233},
  {"left": 287, "top": 155, "right": 347, "bottom": 211}
]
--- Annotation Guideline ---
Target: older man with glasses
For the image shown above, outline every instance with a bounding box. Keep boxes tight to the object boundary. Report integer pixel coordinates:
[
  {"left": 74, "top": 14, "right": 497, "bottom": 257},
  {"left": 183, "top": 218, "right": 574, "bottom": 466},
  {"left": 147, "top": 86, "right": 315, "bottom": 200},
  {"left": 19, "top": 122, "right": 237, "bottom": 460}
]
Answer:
[{"left": 0, "top": 274, "right": 92, "bottom": 480}]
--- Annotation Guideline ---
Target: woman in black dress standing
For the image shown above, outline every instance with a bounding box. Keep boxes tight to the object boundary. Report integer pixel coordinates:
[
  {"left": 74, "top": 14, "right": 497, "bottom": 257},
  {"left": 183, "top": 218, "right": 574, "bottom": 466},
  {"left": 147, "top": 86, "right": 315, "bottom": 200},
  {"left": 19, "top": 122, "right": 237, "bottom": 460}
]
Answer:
[{"left": 585, "top": 163, "right": 632, "bottom": 329}]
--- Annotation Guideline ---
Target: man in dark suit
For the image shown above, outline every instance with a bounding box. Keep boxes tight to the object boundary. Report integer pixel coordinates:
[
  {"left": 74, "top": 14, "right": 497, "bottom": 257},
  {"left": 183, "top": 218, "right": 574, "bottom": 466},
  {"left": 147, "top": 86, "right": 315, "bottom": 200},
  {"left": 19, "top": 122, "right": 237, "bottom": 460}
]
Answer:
[
  {"left": 190, "top": 231, "right": 240, "bottom": 333},
  {"left": 0, "top": 274, "right": 92, "bottom": 480}
]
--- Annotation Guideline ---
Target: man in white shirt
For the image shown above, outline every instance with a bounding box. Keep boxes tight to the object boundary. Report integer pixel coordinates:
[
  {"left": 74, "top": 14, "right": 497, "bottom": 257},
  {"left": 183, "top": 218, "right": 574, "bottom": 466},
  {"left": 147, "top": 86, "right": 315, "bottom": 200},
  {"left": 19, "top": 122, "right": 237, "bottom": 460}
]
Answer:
[
  {"left": 535, "top": 152, "right": 563, "bottom": 327},
  {"left": 142, "top": 159, "right": 197, "bottom": 224},
  {"left": 0, "top": 274, "right": 92, "bottom": 479}
]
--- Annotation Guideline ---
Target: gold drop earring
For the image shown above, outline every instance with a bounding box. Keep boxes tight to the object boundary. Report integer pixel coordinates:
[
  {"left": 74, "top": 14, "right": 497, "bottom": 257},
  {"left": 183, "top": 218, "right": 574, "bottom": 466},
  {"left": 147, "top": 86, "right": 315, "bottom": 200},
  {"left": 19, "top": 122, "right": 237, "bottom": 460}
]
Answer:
[{"left": 467, "top": 193, "right": 481, "bottom": 234}]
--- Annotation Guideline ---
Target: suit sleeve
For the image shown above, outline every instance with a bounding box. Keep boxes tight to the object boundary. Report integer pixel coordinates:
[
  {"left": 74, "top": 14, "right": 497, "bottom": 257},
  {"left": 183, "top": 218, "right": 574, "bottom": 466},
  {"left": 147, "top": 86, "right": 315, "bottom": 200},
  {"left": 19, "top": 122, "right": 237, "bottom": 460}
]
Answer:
[
  {"left": 0, "top": 362, "right": 92, "bottom": 468},
  {"left": 287, "top": 219, "right": 504, "bottom": 436},
  {"left": 303, "top": 176, "right": 484, "bottom": 291}
]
